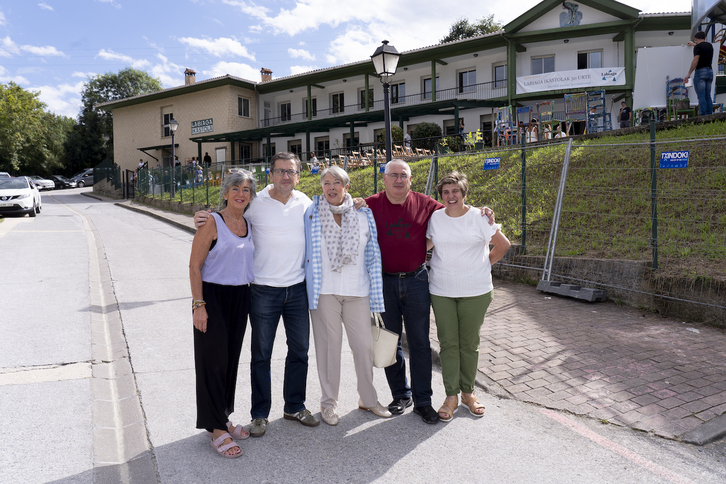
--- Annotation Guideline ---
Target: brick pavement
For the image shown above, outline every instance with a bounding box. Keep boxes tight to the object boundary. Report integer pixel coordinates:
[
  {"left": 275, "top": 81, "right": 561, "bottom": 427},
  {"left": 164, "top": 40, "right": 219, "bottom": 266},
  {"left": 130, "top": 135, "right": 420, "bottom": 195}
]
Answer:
[{"left": 428, "top": 278, "right": 726, "bottom": 442}]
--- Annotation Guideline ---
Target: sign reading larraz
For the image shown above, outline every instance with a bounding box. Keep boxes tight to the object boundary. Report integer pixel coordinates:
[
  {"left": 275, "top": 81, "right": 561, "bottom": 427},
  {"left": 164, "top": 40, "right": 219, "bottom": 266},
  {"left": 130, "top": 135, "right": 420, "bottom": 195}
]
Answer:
[{"left": 191, "top": 118, "right": 213, "bottom": 135}]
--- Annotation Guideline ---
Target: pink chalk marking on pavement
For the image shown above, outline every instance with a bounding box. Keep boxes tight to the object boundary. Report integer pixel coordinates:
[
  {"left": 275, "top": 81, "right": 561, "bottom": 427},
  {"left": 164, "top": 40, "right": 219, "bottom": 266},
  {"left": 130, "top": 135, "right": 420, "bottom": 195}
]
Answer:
[{"left": 540, "top": 408, "right": 695, "bottom": 484}]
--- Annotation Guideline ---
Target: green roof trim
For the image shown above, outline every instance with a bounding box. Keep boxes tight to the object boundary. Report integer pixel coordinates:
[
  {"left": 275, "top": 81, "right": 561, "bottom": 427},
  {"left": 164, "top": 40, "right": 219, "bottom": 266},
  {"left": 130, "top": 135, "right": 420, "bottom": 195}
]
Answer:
[
  {"left": 504, "top": 0, "right": 640, "bottom": 33},
  {"left": 96, "top": 75, "right": 256, "bottom": 111}
]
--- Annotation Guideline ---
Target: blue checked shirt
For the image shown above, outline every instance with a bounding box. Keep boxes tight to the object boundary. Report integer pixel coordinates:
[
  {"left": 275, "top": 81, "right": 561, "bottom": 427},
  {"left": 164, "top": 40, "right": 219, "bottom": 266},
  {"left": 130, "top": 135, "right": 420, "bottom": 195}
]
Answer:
[{"left": 304, "top": 196, "right": 385, "bottom": 312}]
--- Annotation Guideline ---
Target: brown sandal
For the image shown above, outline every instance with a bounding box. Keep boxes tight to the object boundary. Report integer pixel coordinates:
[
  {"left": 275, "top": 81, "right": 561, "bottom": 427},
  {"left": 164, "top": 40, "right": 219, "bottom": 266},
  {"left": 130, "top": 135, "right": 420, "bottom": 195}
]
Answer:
[
  {"left": 461, "top": 393, "right": 485, "bottom": 417},
  {"left": 438, "top": 396, "right": 458, "bottom": 422}
]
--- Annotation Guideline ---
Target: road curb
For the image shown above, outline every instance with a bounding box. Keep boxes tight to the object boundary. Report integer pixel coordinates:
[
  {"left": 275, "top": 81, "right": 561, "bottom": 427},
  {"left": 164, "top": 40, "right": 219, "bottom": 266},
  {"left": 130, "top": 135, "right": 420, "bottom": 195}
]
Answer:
[
  {"left": 114, "top": 200, "right": 197, "bottom": 235},
  {"left": 680, "top": 414, "right": 726, "bottom": 446}
]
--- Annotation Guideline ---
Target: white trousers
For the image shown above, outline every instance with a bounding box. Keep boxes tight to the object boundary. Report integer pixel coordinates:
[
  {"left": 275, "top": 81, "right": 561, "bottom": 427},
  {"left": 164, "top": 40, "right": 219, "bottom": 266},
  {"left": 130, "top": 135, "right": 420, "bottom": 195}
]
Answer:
[{"left": 310, "top": 295, "right": 378, "bottom": 409}]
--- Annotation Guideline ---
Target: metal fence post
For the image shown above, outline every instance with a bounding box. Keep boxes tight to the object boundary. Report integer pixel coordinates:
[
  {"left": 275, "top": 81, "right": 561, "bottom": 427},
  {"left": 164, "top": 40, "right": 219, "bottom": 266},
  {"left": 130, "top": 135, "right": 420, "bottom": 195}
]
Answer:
[
  {"left": 205, "top": 164, "right": 209, "bottom": 207},
  {"left": 521, "top": 135, "right": 527, "bottom": 255},
  {"left": 373, "top": 150, "right": 378, "bottom": 194},
  {"left": 650, "top": 118, "right": 658, "bottom": 270}
]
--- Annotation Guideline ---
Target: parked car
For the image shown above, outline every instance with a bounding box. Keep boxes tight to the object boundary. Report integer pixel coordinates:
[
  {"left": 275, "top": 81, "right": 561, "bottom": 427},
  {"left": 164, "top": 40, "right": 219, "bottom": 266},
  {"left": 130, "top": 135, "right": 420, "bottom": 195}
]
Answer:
[
  {"left": 49, "top": 175, "right": 76, "bottom": 189},
  {"left": 0, "top": 172, "right": 10, "bottom": 178},
  {"left": 71, "top": 168, "right": 94, "bottom": 187},
  {"left": 0, "top": 176, "right": 41, "bottom": 217},
  {"left": 29, "top": 176, "right": 55, "bottom": 191}
]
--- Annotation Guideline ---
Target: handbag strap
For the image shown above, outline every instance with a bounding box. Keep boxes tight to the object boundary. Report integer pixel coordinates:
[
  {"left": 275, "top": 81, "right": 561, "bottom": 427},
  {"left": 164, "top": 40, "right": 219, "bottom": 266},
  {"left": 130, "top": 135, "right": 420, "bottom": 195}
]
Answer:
[{"left": 371, "top": 312, "right": 385, "bottom": 329}]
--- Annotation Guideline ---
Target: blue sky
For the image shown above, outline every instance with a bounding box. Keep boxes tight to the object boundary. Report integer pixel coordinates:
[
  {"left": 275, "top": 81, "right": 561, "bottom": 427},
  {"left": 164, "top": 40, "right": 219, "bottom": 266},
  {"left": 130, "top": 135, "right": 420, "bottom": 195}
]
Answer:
[{"left": 0, "top": 0, "right": 690, "bottom": 119}]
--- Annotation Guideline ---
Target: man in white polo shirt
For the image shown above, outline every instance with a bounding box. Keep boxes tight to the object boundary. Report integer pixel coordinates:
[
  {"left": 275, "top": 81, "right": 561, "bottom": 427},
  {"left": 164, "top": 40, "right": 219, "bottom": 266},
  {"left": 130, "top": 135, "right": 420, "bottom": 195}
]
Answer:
[{"left": 195, "top": 152, "right": 318, "bottom": 437}]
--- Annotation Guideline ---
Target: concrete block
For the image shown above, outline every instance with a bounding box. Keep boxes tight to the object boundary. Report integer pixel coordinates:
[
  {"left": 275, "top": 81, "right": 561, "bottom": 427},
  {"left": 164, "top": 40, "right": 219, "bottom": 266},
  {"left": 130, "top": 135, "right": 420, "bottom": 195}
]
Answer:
[{"left": 537, "top": 280, "right": 607, "bottom": 302}]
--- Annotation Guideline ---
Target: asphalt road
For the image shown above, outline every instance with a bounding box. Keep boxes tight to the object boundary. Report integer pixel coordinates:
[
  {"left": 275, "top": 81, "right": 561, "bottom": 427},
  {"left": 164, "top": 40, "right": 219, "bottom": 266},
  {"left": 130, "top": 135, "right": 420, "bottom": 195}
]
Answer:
[{"left": 0, "top": 188, "right": 724, "bottom": 484}]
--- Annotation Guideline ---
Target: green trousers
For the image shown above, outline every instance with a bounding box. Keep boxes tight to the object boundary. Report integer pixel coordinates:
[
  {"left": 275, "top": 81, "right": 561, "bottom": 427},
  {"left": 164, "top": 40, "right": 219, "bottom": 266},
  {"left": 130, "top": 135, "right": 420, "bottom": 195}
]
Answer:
[{"left": 430, "top": 292, "right": 492, "bottom": 396}]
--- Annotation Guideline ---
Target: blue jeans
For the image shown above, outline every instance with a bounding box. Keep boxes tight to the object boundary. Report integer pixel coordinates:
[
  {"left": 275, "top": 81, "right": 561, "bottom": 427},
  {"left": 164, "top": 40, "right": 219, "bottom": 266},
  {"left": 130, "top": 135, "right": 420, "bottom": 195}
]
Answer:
[
  {"left": 381, "top": 266, "right": 433, "bottom": 407},
  {"left": 249, "top": 282, "right": 310, "bottom": 418},
  {"left": 694, "top": 67, "right": 714, "bottom": 116}
]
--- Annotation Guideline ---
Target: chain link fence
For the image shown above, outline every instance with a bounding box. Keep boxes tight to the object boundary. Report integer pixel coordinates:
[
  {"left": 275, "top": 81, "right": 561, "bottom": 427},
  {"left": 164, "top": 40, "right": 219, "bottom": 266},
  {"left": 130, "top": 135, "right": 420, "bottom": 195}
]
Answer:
[{"left": 425, "top": 133, "right": 725, "bottom": 324}]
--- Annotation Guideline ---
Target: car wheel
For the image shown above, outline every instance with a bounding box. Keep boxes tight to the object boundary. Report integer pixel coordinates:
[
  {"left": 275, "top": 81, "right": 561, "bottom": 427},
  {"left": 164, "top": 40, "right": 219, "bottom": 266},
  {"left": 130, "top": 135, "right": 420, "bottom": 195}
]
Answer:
[
  {"left": 28, "top": 203, "right": 36, "bottom": 217},
  {"left": 77, "top": 181, "right": 85, "bottom": 188}
]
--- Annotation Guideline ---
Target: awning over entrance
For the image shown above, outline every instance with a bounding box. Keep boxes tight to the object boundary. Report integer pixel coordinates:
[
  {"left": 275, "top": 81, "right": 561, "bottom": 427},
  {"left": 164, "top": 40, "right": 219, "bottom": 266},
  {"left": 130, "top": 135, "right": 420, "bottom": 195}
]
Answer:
[{"left": 137, "top": 143, "right": 179, "bottom": 161}]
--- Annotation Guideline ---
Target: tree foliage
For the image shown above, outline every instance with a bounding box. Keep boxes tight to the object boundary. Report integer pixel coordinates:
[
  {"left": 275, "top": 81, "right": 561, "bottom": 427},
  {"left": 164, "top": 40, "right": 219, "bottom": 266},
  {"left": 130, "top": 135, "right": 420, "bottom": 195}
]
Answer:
[
  {"left": 411, "top": 122, "right": 443, "bottom": 151},
  {"left": 0, "top": 82, "right": 75, "bottom": 175},
  {"left": 66, "top": 68, "right": 163, "bottom": 173},
  {"left": 440, "top": 15, "right": 502, "bottom": 43}
]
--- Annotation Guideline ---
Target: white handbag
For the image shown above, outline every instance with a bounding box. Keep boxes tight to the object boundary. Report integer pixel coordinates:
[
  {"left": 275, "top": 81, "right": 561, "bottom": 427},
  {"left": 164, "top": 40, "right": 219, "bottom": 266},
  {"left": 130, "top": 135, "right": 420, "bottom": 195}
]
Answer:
[{"left": 371, "top": 312, "right": 398, "bottom": 368}]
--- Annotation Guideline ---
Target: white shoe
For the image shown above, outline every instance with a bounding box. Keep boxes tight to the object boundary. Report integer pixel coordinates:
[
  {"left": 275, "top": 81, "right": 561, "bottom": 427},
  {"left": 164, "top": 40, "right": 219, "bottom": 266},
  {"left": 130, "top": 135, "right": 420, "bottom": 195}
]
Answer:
[
  {"left": 358, "top": 400, "right": 392, "bottom": 418},
  {"left": 321, "top": 406, "right": 339, "bottom": 426}
]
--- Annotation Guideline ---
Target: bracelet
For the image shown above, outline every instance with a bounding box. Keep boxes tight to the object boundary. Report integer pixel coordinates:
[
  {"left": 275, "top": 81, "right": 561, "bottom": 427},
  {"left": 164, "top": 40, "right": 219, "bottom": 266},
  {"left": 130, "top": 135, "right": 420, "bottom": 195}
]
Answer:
[{"left": 192, "top": 299, "right": 206, "bottom": 310}]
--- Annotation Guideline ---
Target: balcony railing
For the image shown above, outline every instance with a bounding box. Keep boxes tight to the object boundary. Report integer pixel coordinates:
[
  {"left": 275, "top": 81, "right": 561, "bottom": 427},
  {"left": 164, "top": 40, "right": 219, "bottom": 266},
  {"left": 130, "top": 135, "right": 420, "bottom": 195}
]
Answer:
[{"left": 261, "top": 80, "right": 506, "bottom": 128}]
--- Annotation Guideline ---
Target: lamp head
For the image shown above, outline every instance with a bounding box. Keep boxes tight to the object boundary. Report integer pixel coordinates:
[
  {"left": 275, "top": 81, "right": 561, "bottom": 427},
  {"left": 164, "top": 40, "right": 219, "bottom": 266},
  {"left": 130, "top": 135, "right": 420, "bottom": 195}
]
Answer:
[
  {"left": 169, "top": 119, "right": 179, "bottom": 132},
  {"left": 371, "top": 40, "right": 400, "bottom": 80}
]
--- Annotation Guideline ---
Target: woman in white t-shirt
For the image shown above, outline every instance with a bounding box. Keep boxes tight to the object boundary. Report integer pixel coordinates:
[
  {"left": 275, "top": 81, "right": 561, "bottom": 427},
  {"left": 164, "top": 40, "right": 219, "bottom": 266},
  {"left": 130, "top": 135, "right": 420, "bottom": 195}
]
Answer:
[{"left": 426, "top": 171, "right": 510, "bottom": 422}]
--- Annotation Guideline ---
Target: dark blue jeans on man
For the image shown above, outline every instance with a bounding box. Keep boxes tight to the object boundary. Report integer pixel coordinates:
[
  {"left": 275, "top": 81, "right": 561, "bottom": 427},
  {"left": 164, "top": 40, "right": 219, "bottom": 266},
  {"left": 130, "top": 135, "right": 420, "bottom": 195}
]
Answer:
[
  {"left": 249, "top": 281, "right": 309, "bottom": 419},
  {"left": 382, "top": 266, "right": 433, "bottom": 408},
  {"left": 694, "top": 67, "right": 714, "bottom": 116}
]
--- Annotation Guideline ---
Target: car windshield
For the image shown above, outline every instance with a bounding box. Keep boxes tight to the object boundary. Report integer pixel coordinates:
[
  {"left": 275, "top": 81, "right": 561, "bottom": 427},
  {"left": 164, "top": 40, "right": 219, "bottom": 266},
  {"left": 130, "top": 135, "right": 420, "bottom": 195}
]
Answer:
[
  {"left": 72, "top": 170, "right": 89, "bottom": 178},
  {"left": 54, "top": 175, "right": 71, "bottom": 182},
  {"left": 0, "top": 178, "right": 29, "bottom": 189}
]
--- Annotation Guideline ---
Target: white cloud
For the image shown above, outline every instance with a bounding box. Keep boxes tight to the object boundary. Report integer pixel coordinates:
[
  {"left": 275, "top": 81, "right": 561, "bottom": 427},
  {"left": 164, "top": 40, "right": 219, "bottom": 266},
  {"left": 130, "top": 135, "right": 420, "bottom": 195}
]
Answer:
[
  {"left": 202, "top": 61, "right": 259, "bottom": 82},
  {"left": 21, "top": 45, "right": 66, "bottom": 57},
  {"left": 0, "top": 11, "right": 5, "bottom": 26},
  {"left": 222, "top": 0, "right": 271, "bottom": 19},
  {"left": 288, "top": 48, "right": 315, "bottom": 61},
  {"left": 0, "top": 66, "right": 29, "bottom": 84},
  {"left": 28, "top": 81, "right": 85, "bottom": 118},
  {"left": 0, "top": 36, "right": 66, "bottom": 58},
  {"left": 178, "top": 37, "right": 256, "bottom": 60},
  {"left": 95, "top": 0, "right": 121, "bottom": 9},
  {"left": 0, "top": 37, "right": 20, "bottom": 57},
  {"left": 148, "top": 53, "right": 183, "bottom": 87},
  {"left": 38, "top": 2, "right": 54, "bottom": 10},
  {"left": 72, "top": 71, "right": 97, "bottom": 78},
  {"left": 289, "top": 65, "right": 317, "bottom": 76},
  {"left": 96, "top": 49, "right": 151, "bottom": 69},
  {"left": 249, "top": 25, "right": 263, "bottom": 34}
]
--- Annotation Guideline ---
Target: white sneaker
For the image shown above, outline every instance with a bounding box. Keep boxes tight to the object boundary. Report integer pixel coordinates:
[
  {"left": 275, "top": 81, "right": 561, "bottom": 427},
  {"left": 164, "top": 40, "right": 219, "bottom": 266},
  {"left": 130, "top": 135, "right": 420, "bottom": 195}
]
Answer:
[{"left": 321, "top": 406, "right": 339, "bottom": 426}]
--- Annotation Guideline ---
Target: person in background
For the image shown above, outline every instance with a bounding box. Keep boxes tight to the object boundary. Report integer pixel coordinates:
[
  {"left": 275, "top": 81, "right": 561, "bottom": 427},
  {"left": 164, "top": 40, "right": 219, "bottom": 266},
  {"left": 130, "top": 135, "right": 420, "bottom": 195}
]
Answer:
[
  {"left": 619, "top": 101, "right": 632, "bottom": 129},
  {"left": 404, "top": 131, "right": 412, "bottom": 153},
  {"left": 685, "top": 31, "right": 714, "bottom": 116},
  {"left": 426, "top": 171, "right": 510, "bottom": 422},
  {"left": 189, "top": 171, "right": 256, "bottom": 458},
  {"left": 304, "top": 166, "right": 392, "bottom": 425},
  {"left": 204, "top": 152, "right": 213, "bottom": 166}
]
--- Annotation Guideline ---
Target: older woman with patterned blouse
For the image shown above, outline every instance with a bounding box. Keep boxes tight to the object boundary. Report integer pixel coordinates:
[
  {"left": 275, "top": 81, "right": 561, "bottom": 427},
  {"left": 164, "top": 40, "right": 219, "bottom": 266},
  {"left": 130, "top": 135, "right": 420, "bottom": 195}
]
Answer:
[{"left": 304, "top": 166, "right": 392, "bottom": 425}]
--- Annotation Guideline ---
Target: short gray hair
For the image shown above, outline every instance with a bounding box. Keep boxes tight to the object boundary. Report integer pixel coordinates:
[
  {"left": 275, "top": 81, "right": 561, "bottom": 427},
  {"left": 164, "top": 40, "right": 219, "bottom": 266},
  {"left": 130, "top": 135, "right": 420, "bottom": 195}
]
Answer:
[
  {"left": 220, "top": 171, "right": 257, "bottom": 212},
  {"left": 271, "top": 151, "right": 302, "bottom": 173},
  {"left": 320, "top": 165, "right": 349, "bottom": 186},
  {"left": 384, "top": 159, "right": 411, "bottom": 176}
]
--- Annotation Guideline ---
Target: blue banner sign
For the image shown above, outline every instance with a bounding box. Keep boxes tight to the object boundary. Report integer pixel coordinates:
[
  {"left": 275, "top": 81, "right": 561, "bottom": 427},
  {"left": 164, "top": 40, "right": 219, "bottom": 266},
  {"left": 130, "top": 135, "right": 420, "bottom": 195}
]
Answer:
[
  {"left": 380, "top": 163, "right": 386, "bottom": 173},
  {"left": 483, "top": 157, "right": 501, "bottom": 170},
  {"left": 659, "top": 151, "right": 689, "bottom": 169}
]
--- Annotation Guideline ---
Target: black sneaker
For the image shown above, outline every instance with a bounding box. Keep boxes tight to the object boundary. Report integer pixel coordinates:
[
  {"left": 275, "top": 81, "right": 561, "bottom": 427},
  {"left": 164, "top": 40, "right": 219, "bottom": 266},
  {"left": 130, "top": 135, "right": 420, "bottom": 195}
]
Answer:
[
  {"left": 413, "top": 405, "right": 440, "bottom": 424},
  {"left": 387, "top": 397, "right": 413, "bottom": 415}
]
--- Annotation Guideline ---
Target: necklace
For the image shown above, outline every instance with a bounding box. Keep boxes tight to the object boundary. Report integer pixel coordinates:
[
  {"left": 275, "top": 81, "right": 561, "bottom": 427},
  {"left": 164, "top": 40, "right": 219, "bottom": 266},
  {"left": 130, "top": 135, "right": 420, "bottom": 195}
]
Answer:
[{"left": 223, "top": 208, "right": 244, "bottom": 223}]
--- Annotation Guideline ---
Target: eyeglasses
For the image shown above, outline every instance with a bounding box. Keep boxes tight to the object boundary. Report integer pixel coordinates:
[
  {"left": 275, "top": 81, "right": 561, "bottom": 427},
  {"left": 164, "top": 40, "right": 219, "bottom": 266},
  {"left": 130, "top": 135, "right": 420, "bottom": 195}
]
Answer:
[
  {"left": 272, "top": 168, "right": 299, "bottom": 177},
  {"left": 387, "top": 173, "right": 409, "bottom": 181}
]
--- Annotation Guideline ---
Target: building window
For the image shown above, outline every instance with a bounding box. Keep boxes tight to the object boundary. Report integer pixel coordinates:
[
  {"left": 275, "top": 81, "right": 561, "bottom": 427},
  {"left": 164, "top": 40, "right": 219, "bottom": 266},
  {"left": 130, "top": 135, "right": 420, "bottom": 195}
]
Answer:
[
  {"left": 493, "top": 64, "right": 507, "bottom": 88},
  {"left": 315, "top": 136, "right": 330, "bottom": 155},
  {"left": 422, "top": 76, "right": 439, "bottom": 100},
  {"left": 302, "top": 98, "right": 317, "bottom": 117},
  {"left": 578, "top": 50, "right": 602, "bottom": 69},
  {"left": 288, "top": 140, "right": 302, "bottom": 157},
  {"left": 332, "top": 92, "right": 344, "bottom": 114},
  {"left": 343, "top": 132, "right": 360, "bottom": 148},
  {"left": 280, "top": 102, "right": 291, "bottom": 121},
  {"left": 531, "top": 55, "right": 555, "bottom": 75},
  {"left": 458, "top": 69, "right": 476, "bottom": 94},
  {"left": 262, "top": 143, "right": 276, "bottom": 156},
  {"left": 359, "top": 88, "right": 373, "bottom": 109},
  {"left": 239, "top": 143, "right": 252, "bottom": 161},
  {"left": 162, "top": 112, "right": 174, "bottom": 137},
  {"left": 391, "top": 82, "right": 405, "bottom": 104},
  {"left": 238, "top": 97, "right": 250, "bottom": 117}
]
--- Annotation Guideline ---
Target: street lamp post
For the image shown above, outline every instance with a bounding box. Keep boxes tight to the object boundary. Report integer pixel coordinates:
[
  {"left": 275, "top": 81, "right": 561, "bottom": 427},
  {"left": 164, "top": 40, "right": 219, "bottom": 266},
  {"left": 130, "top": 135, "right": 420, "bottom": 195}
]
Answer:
[
  {"left": 169, "top": 118, "right": 179, "bottom": 198},
  {"left": 371, "top": 40, "right": 401, "bottom": 167}
]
